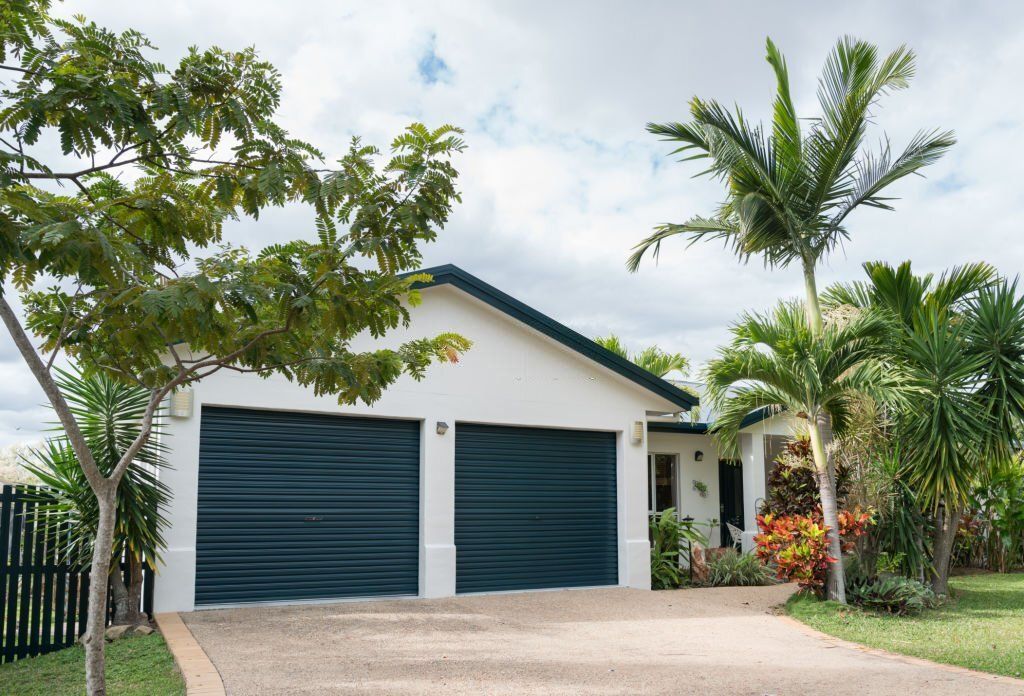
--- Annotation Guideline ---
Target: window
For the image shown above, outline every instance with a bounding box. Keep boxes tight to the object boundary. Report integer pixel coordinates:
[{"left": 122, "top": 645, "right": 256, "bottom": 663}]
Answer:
[{"left": 648, "top": 453, "right": 678, "bottom": 513}]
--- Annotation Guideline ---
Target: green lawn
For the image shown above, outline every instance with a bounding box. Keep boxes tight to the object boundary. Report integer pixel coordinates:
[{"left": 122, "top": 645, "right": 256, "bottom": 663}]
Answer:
[
  {"left": 787, "top": 572, "right": 1024, "bottom": 678},
  {"left": 0, "top": 633, "right": 185, "bottom": 695}
]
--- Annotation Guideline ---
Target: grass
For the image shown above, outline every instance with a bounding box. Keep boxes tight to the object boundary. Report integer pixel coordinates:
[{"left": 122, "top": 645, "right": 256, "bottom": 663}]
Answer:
[
  {"left": 787, "top": 572, "right": 1024, "bottom": 679},
  {"left": 0, "top": 632, "right": 185, "bottom": 695}
]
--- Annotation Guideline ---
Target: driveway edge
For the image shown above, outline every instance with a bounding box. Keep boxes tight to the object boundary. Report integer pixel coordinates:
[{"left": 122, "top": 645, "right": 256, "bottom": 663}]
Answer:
[
  {"left": 155, "top": 612, "right": 226, "bottom": 696},
  {"left": 777, "top": 614, "right": 1024, "bottom": 687}
]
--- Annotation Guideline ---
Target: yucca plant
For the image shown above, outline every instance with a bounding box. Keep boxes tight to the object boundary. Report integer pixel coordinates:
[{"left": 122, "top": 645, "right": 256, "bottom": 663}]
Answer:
[
  {"left": 824, "top": 262, "right": 1024, "bottom": 593},
  {"left": 23, "top": 368, "right": 170, "bottom": 626}
]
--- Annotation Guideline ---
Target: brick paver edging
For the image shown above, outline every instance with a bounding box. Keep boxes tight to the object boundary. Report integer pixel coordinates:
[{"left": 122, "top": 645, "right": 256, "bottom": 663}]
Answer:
[
  {"left": 154, "top": 612, "right": 226, "bottom": 696},
  {"left": 778, "top": 614, "right": 1024, "bottom": 687}
]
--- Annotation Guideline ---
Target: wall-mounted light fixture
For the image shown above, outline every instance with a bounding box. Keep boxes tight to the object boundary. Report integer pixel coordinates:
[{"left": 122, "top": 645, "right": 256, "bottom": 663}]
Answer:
[
  {"left": 631, "top": 421, "right": 644, "bottom": 445},
  {"left": 436, "top": 421, "right": 449, "bottom": 435},
  {"left": 169, "top": 389, "right": 193, "bottom": 418},
  {"left": 694, "top": 450, "right": 704, "bottom": 462}
]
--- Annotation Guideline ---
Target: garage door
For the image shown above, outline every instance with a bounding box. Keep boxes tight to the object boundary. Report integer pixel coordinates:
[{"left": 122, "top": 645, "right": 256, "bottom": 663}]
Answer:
[
  {"left": 455, "top": 423, "right": 618, "bottom": 593},
  {"left": 195, "top": 407, "right": 420, "bottom": 606}
]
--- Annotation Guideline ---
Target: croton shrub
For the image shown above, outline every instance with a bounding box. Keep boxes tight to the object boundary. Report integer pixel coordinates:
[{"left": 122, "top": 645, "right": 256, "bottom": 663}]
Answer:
[{"left": 755, "top": 508, "right": 872, "bottom": 595}]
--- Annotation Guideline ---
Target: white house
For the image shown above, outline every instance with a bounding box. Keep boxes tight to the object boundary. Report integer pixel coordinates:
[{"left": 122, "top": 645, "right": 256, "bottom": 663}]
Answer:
[{"left": 154, "top": 265, "right": 796, "bottom": 613}]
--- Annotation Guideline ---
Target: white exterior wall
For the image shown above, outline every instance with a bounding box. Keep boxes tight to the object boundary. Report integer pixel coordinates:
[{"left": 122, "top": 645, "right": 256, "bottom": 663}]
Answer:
[
  {"left": 646, "top": 413, "right": 801, "bottom": 552},
  {"left": 646, "top": 431, "right": 722, "bottom": 546},
  {"left": 155, "top": 285, "right": 678, "bottom": 612}
]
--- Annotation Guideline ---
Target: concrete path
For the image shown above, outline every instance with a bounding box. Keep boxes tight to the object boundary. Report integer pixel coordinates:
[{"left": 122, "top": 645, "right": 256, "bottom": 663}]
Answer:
[{"left": 183, "top": 585, "right": 1024, "bottom": 695}]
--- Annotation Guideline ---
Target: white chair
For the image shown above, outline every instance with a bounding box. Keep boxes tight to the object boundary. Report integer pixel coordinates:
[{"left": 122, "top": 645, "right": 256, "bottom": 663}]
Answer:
[{"left": 726, "top": 522, "right": 745, "bottom": 551}]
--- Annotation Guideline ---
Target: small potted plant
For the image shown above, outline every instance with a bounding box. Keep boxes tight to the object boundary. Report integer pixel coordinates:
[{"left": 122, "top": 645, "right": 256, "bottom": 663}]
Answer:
[{"left": 692, "top": 480, "right": 708, "bottom": 498}]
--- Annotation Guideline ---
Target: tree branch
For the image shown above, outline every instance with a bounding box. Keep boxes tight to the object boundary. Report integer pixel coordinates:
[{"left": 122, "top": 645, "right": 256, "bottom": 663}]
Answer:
[{"left": 0, "top": 292, "right": 108, "bottom": 492}]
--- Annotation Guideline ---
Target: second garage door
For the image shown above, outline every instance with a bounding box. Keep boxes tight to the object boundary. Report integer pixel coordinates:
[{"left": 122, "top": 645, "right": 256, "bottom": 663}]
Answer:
[
  {"left": 195, "top": 407, "right": 420, "bottom": 606},
  {"left": 454, "top": 423, "right": 618, "bottom": 593}
]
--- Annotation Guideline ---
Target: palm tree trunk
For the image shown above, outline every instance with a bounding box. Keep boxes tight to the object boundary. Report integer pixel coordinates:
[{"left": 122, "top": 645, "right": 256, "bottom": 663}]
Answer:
[
  {"left": 931, "top": 501, "right": 960, "bottom": 595},
  {"left": 109, "top": 553, "right": 146, "bottom": 626},
  {"left": 808, "top": 416, "right": 846, "bottom": 603},
  {"left": 802, "top": 261, "right": 824, "bottom": 335}
]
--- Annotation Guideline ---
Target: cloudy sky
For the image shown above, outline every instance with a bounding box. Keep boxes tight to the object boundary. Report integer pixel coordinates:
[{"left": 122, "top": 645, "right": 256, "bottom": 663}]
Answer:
[{"left": 3, "top": 1, "right": 1024, "bottom": 445}]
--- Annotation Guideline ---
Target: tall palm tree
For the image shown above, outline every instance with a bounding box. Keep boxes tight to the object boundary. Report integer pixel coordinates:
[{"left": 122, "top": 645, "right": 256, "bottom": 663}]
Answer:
[
  {"left": 704, "top": 300, "right": 900, "bottom": 602},
  {"left": 595, "top": 334, "right": 690, "bottom": 377},
  {"left": 628, "top": 36, "right": 954, "bottom": 336},
  {"left": 824, "top": 262, "right": 1024, "bottom": 593}
]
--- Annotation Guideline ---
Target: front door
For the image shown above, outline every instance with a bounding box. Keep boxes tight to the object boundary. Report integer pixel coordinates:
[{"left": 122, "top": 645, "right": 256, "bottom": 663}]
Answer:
[{"left": 718, "top": 459, "right": 744, "bottom": 547}]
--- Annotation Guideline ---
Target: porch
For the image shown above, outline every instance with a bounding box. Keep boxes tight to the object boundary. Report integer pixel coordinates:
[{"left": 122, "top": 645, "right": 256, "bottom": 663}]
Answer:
[{"left": 646, "top": 415, "right": 794, "bottom": 550}]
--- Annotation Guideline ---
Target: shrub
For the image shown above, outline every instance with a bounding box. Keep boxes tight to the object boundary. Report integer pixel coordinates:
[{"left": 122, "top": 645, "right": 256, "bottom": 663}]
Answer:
[
  {"left": 755, "top": 510, "right": 872, "bottom": 595},
  {"left": 649, "top": 508, "right": 709, "bottom": 589},
  {"left": 705, "top": 549, "right": 776, "bottom": 587},
  {"left": 760, "top": 437, "right": 850, "bottom": 518},
  {"left": 846, "top": 575, "right": 938, "bottom": 615}
]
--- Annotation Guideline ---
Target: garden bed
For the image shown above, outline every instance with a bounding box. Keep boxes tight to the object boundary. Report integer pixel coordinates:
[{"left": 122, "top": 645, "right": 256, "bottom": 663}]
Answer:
[{"left": 786, "top": 572, "right": 1024, "bottom": 679}]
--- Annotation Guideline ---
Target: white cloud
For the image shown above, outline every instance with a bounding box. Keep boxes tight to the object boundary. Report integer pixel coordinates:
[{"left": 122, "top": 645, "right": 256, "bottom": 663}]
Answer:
[{"left": 3, "top": 0, "right": 1024, "bottom": 444}]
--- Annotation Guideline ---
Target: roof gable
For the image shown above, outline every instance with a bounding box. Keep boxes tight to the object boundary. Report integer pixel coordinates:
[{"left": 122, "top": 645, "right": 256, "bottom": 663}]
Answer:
[{"left": 412, "top": 265, "right": 698, "bottom": 410}]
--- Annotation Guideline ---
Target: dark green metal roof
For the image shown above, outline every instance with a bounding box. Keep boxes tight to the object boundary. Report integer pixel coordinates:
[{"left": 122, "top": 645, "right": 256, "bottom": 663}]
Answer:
[
  {"left": 647, "top": 406, "right": 777, "bottom": 434},
  {"left": 411, "top": 265, "right": 698, "bottom": 410}
]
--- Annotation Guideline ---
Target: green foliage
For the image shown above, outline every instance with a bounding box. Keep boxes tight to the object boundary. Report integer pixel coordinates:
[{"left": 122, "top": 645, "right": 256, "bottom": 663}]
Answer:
[
  {"left": 0, "top": 2, "right": 469, "bottom": 404},
  {"left": 960, "top": 457, "right": 1024, "bottom": 572},
  {"left": 22, "top": 368, "right": 170, "bottom": 568},
  {"left": 594, "top": 334, "right": 689, "bottom": 378},
  {"left": 869, "top": 447, "right": 930, "bottom": 579},
  {"left": 824, "top": 262, "right": 1024, "bottom": 510},
  {"left": 846, "top": 575, "right": 938, "bottom": 615},
  {"left": 649, "top": 507, "right": 708, "bottom": 589},
  {"left": 703, "top": 299, "right": 900, "bottom": 457},
  {"left": 704, "top": 548, "right": 775, "bottom": 587},
  {"left": 629, "top": 36, "right": 953, "bottom": 277}
]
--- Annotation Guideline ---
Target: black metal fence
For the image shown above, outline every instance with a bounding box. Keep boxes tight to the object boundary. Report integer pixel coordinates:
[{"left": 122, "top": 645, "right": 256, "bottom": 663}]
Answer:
[{"left": 0, "top": 484, "right": 154, "bottom": 663}]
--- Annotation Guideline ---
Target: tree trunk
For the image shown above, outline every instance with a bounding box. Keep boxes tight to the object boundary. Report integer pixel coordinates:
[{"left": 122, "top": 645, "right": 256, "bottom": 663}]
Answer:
[
  {"left": 109, "top": 564, "right": 131, "bottom": 625},
  {"left": 109, "top": 553, "right": 146, "bottom": 626},
  {"left": 931, "top": 501, "right": 960, "bottom": 596},
  {"left": 126, "top": 554, "right": 146, "bottom": 625},
  {"left": 802, "top": 261, "right": 824, "bottom": 335},
  {"left": 85, "top": 485, "right": 117, "bottom": 696},
  {"left": 808, "top": 417, "right": 846, "bottom": 603}
]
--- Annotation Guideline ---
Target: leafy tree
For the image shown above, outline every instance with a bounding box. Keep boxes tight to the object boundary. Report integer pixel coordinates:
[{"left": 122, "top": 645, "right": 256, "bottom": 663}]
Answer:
[
  {"left": 629, "top": 35, "right": 953, "bottom": 601},
  {"left": 703, "top": 300, "right": 901, "bottom": 601},
  {"left": 25, "top": 368, "right": 170, "bottom": 627},
  {"left": 0, "top": 3, "right": 467, "bottom": 692},
  {"left": 824, "top": 261, "right": 1024, "bottom": 593},
  {"left": 595, "top": 333, "right": 689, "bottom": 377}
]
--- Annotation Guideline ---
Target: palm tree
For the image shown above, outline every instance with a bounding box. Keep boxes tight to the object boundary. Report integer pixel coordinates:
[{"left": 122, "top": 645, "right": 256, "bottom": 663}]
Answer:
[
  {"left": 704, "top": 300, "right": 900, "bottom": 602},
  {"left": 628, "top": 36, "right": 953, "bottom": 336},
  {"left": 595, "top": 334, "right": 689, "bottom": 378},
  {"left": 24, "top": 368, "right": 170, "bottom": 626},
  {"left": 824, "top": 262, "right": 1024, "bottom": 593}
]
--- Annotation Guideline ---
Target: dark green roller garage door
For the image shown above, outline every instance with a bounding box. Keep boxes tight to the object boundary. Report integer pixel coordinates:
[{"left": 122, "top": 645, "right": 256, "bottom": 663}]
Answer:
[
  {"left": 195, "top": 407, "right": 420, "bottom": 606},
  {"left": 455, "top": 423, "right": 618, "bottom": 593}
]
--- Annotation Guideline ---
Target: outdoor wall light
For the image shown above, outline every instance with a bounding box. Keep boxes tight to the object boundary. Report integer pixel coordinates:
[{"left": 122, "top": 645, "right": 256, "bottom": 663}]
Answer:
[
  {"left": 169, "top": 388, "right": 193, "bottom": 418},
  {"left": 694, "top": 450, "right": 704, "bottom": 462},
  {"left": 436, "top": 421, "right": 449, "bottom": 435},
  {"left": 631, "top": 421, "right": 644, "bottom": 444}
]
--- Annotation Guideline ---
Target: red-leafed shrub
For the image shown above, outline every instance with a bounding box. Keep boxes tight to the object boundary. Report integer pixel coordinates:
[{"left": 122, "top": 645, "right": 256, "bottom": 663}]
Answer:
[{"left": 755, "top": 508, "right": 872, "bottom": 595}]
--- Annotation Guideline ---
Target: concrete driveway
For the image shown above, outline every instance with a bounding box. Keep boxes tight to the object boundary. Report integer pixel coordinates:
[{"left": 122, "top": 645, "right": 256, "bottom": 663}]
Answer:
[{"left": 183, "top": 585, "right": 1022, "bottom": 695}]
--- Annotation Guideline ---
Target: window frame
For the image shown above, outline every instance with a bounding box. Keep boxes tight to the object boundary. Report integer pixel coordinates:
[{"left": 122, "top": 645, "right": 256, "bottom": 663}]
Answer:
[{"left": 647, "top": 451, "right": 680, "bottom": 515}]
